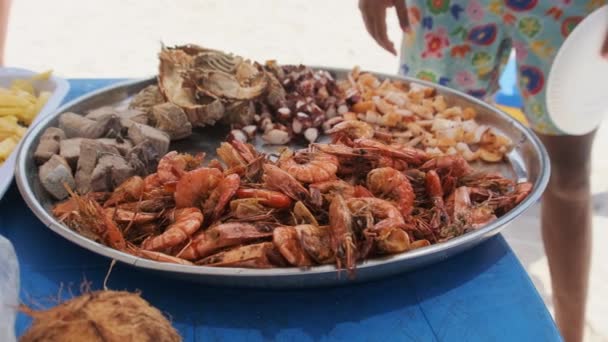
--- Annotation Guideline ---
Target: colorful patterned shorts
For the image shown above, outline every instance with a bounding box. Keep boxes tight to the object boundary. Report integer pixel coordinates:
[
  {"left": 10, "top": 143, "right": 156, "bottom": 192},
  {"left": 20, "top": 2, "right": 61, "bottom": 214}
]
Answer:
[{"left": 399, "top": 0, "right": 607, "bottom": 135}]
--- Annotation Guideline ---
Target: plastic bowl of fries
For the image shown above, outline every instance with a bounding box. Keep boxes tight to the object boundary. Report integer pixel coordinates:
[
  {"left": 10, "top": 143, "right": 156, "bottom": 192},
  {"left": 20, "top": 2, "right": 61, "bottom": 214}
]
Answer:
[{"left": 0, "top": 67, "right": 69, "bottom": 199}]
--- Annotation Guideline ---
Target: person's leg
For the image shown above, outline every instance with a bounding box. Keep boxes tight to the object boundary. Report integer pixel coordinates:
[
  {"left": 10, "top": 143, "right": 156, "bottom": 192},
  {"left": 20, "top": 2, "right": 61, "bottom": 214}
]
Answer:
[
  {"left": 538, "top": 132, "right": 595, "bottom": 342},
  {"left": 0, "top": 0, "right": 11, "bottom": 66},
  {"left": 510, "top": 2, "right": 607, "bottom": 340}
]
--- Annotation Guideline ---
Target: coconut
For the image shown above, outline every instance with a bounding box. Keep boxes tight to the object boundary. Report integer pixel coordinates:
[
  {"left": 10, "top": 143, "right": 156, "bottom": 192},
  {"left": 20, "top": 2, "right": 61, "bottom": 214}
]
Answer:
[{"left": 20, "top": 290, "right": 180, "bottom": 342}]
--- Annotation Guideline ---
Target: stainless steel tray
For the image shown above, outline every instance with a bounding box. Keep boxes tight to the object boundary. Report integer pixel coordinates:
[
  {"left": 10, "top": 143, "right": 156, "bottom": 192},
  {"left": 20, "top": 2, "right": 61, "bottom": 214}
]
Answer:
[{"left": 15, "top": 69, "right": 550, "bottom": 288}]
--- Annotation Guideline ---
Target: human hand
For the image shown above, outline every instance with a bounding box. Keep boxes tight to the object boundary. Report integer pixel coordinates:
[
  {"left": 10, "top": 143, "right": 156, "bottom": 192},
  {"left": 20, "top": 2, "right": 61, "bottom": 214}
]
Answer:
[{"left": 358, "top": 0, "right": 409, "bottom": 55}]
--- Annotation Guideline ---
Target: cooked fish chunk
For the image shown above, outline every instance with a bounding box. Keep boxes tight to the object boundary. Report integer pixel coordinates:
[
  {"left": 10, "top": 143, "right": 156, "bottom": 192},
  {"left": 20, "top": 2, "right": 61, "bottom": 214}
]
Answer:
[
  {"left": 38, "top": 155, "right": 75, "bottom": 200},
  {"left": 59, "top": 112, "right": 122, "bottom": 139},
  {"left": 34, "top": 127, "right": 65, "bottom": 165},
  {"left": 127, "top": 122, "right": 170, "bottom": 157}
]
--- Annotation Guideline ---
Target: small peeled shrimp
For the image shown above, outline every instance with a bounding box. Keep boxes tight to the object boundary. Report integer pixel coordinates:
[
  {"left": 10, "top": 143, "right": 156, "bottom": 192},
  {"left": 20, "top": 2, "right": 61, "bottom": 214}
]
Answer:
[
  {"left": 263, "top": 164, "right": 310, "bottom": 202},
  {"left": 174, "top": 167, "right": 223, "bottom": 208},
  {"left": 278, "top": 150, "right": 339, "bottom": 183},
  {"left": 367, "top": 167, "right": 415, "bottom": 216},
  {"left": 235, "top": 188, "right": 293, "bottom": 209},
  {"left": 328, "top": 195, "right": 357, "bottom": 274},
  {"left": 325, "top": 120, "right": 375, "bottom": 141},
  {"left": 141, "top": 207, "right": 203, "bottom": 251}
]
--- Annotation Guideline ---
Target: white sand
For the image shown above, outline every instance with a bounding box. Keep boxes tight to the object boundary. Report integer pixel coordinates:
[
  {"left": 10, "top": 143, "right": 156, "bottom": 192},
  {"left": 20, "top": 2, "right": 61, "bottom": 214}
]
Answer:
[{"left": 6, "top": 1, "right": 608, "bottom": 340}]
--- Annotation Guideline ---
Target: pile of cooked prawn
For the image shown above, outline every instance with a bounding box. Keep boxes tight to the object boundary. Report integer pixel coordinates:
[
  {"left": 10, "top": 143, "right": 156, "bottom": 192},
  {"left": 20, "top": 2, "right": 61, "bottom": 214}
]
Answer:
[{"left": 53, "top": 117, "right": 532, "bottom": 274}]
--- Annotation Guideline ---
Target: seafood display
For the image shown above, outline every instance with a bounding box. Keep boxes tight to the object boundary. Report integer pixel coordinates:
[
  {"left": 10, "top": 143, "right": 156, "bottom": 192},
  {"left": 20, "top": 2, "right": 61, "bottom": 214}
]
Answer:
[
  {"left": 27, "top": 44, "right": 534, "bottom": 276},
  {"left": 336, "top": 67, "right": 512, "bottom": 162},
  {"left": 158, "top": 45, "right": 344, "bottom": 145},
  {"left": 51, "top": 124, "right": 531, "bottom": 274}
]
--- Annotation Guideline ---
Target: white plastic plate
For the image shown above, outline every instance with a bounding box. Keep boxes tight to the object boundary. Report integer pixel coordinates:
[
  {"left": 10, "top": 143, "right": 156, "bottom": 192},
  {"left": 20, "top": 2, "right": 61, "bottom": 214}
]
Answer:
[
  {"left": 546, "top": 5, "right": 608, "bottom": 135},
  {"left": 0, "top": 68, "right": 69, "bottom": 200}
]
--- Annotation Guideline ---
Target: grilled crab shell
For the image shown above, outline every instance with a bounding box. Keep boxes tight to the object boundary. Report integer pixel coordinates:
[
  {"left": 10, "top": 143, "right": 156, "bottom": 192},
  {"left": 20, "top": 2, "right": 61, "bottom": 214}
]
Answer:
[{"left": 158, "top": 44, "right": 272, "bottom": 127}]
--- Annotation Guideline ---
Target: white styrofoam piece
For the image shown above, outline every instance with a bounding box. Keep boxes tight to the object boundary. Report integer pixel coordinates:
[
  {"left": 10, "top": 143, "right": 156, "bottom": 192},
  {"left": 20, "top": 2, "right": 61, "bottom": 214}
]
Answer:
[
  {"left": 0, "top": 68, "right": 69, "bottom": 199},
  {"left": 546, "top": 5, "right": 608, "bottom": 135}
]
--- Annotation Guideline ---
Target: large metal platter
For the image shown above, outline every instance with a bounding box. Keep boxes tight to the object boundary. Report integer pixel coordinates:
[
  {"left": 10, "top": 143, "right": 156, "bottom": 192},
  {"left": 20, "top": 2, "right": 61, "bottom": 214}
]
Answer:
[{"left": 15, "top": 68, "right": 550, "bottom": 288}]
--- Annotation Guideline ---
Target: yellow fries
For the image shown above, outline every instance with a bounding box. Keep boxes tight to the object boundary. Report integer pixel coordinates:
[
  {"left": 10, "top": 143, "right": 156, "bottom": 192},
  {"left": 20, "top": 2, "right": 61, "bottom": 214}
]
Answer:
[
  {"left": 0, "top": 70, "right": 53, "bottom": 165},
  {"left": 0, "top": 137, "right": 18, "bottom": 163}
]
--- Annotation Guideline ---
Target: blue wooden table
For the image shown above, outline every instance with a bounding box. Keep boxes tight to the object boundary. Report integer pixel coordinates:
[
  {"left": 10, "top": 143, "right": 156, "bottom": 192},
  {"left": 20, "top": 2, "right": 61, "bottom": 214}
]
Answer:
[{"left": 1, "top": 79, "right": 560, "bottom": 341}]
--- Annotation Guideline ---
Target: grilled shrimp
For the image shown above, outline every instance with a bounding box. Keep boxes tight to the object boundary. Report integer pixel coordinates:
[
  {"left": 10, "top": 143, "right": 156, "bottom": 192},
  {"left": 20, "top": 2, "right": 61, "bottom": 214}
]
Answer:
[
  {"left": 295, "top": 225, "right": 335, "bottom": 264},
  {"left": 326, "top": 120, "right": 375, "bottom": 140},
  {"left": 197, "top": 242, "right": 287, "bottom": 268},
  {"left": 178, "top": 222, "right": 273, "bottom": 260},
  {"left": 420, "top": 155, "right": 473, "bottom": 178},
  {"left": 65, "top": 188, "right": 126, "bottom": 250},
  {"left": 293, "top": 201, "right": 319, "bottom": 226},
  {"left": 141, "top": 208, "right": 203, "bottom": 251},
  {"left": 345, "top": 197, "right": 406, "bottom": 256},
  {"left": 235, "top": 188, "right": 293, "bottom": 209},
  {"left": 328, "top": 195, "right": 357, "bottom": 273},
  {"left": 273, "top": 226, "right": 313, "bottom": 267},
  {"left": 367, "top": 167, "right": 415, "bottom": 216},
  {"left": 354, "top": 138, "right": 428, "bottom": 165},
  {"left": 105, "top": 208, "right": 158, "bottom": 224},
  {"left": 104, "top": 176, "right": 145, "bottom": 207},
  {"left": 174, "top": 167, "right": 223, "bottom": 208},
  {"left": 217, "top": 142, "right": 247, "bottom": 169},
  {"left": 127, "top": 246, "right": 194, "bottom": 265},
  {"left": 425, "top": 170, "right": 449, "bottom": 229},
  {"left": 309, "top": 179, "right": 356, "bottom": 204},
  {"left": 263, "top": 164, "right": 310, "bottom": 202},
  {"left": 143, "top": 173, "right": 162, "bottom": 192},
  {"left": 483, "top": 181, "right": 533, "bottom": 214},
  {"left": 115, "top": 197, "right": 174, "bottom": 213},
  {"left": 440, "top": 186, "right": 497, "bottom": 240},
  {"left": 217, "top": 140, "right": 259, "bottom": 168},
  {"left": 203, "top": 173, "right": 240, "bottom": 220},
  {"left": 278, "top": 149, "right": 339, "bottom": 183},
  {"left": 157, "top": 151, "right": 204, "bottom": 184},
  {"left": 365, "top": 218, "right": 411, "bottom": 255},
  {"left": 229, "top": 198, "right": 275, "bottom": 220}
]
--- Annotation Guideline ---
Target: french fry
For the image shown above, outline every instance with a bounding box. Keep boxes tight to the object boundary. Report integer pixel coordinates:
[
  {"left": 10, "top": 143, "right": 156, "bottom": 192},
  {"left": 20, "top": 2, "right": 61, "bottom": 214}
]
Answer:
[
  {"left": 0, "top": 137, "right": 18, "bottom": 162},
  {"left": 0, "top": 71, "right": 53, "bottom": 165},
  {"left": 11, "top": 79, "right": 36, "bottom": 95},
  {"left": 0, "top": 93, "right": 32, "bottom": 108},
  {"left": 0, "top": 116, "right": 27, "bottom": 140},
  {"left": 0, "top": 108, "right": 23, "bottom": 116},
  {"left": 31, "top": 70, "right": 52, "bottom": 81}
]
